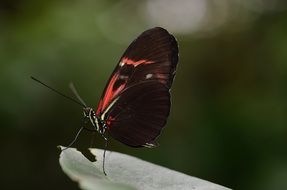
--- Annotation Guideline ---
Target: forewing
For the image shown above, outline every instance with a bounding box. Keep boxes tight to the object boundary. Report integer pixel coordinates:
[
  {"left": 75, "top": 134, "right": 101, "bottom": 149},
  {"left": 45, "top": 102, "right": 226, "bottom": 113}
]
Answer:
[
  {"left": 96, "top": 27, "right": 178, "bottom": 114},
  {"left": 103, "top": 81, "right": 170, "bottom": 147}
]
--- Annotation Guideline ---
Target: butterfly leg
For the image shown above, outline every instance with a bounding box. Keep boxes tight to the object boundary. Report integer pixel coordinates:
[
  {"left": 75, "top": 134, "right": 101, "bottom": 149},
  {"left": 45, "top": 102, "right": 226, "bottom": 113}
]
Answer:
[
  {"left": 101, "top": 134, "right": 108, "bottom": 176},
  {"left": 62, "top": 127, "right": 84, "bottom": 150}
]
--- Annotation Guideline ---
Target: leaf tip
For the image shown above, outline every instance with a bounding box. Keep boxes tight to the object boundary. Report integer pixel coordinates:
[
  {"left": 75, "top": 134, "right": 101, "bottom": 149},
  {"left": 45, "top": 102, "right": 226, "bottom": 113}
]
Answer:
[{"left": 57, "top": 145, "right": 65, "bottom": 151}]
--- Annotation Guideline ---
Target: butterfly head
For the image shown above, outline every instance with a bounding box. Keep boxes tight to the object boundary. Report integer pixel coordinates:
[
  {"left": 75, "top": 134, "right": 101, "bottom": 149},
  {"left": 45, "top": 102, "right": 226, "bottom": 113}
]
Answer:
[{"left": 83, "top": 107, "right": 105, "bottom": 134}]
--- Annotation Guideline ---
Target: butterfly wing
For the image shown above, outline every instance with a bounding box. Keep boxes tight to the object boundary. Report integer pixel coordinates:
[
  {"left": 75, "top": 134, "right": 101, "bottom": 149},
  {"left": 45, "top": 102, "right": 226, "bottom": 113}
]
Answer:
[
  {"left": 96, "top": 27, "right": 178, "bottom": 115},
  {"left": 104, "top": 81, "right": 170, "bottom": 147},
  {"left": 95, "top": 27, "right": 178, "bottom": 147}
]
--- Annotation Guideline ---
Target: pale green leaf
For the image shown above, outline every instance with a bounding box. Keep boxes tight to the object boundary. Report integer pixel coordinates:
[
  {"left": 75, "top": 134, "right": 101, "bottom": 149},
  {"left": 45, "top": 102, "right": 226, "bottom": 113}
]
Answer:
[{"left": 59, "top": 146, "right": 232, "bottom": 190}]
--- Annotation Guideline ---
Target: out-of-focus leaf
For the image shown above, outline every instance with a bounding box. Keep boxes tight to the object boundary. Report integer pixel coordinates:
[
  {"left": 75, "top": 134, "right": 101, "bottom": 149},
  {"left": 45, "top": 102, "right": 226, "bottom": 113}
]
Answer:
[{"left": 59, "top": 146, "right": 232, "bottom": 190}]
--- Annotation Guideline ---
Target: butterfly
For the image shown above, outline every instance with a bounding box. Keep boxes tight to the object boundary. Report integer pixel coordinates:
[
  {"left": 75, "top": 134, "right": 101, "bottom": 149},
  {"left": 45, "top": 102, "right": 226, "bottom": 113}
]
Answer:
[
  {"left": 83, "top": 27, "right": 179, "bottom": 148},
  {"left": 32, "top": 27, "right": 178, "bottom": 175}
]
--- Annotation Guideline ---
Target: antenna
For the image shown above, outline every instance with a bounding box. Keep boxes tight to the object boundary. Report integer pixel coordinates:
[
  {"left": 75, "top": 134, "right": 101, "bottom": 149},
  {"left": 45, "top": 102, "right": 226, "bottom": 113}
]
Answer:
[
  {"left": 31, "top": 76, "right": 86, "bottom": 108},
  {"left": 69, "top": 82, "right": 87, "bottom": 107}
]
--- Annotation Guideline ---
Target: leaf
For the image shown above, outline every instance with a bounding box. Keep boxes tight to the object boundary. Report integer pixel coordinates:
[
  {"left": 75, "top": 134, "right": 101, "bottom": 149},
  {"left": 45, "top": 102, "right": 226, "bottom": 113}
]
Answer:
[{"left": 59, "top": 146, "right": 232, "bottom": 190}]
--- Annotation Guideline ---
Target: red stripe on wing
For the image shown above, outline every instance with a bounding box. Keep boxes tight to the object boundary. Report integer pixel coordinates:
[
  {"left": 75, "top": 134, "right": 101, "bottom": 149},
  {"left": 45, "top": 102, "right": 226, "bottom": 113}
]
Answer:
[
  {"left": 96, "top": 73, "right": 126, "bottom": 114},
  {"left": 121, "top": 57, "right": 154, "bottom": 66}
]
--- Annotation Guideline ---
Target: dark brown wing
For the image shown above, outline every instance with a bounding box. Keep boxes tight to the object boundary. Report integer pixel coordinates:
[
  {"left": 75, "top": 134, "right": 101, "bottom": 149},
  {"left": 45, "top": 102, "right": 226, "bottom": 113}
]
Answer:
[
  {"left": 96, "top": 27, "right": 178, "bottom": 115},
  {"left": 104, "top": 81, "right": 170, "bottom": 147}
]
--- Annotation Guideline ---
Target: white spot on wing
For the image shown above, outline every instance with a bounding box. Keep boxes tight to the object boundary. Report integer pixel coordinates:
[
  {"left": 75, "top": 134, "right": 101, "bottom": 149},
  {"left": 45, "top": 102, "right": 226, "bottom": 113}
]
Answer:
[
  {"left": 119, "top": 75, "right": 128, "bottom": 79},
  {"left": 119, "top": 62, "right": 125, "bottom": 67},
  {"left": 146, "top": 73, "right": 153, "bottom": 79},
  {"left": 144, "top": 143, "right": 157, "bottom": 148}
]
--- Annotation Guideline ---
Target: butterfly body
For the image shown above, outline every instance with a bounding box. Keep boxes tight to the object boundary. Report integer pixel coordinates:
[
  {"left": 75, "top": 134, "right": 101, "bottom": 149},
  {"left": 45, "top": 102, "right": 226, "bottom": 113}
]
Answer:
[
  {"left": 86, "top": 27, "right": 179, "bottom": 148},
  {"left": 83, "top": 107, "right": 106, "bottom": 134}
]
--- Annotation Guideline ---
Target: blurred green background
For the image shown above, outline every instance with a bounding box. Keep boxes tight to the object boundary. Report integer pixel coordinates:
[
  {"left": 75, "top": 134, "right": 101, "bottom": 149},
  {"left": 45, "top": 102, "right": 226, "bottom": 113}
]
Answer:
[{"left": 1, "top": 0, "right": 287, "bottom": 189}]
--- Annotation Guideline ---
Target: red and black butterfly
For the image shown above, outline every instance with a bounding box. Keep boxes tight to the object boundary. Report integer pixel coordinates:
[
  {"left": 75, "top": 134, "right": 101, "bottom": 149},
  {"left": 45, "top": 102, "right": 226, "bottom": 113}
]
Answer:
[
  {"left": 32, "top": 27, "right": 178, "bottom": 174},
  {"left": 82, "top": 27, "right": 179, "bottom": 148}
]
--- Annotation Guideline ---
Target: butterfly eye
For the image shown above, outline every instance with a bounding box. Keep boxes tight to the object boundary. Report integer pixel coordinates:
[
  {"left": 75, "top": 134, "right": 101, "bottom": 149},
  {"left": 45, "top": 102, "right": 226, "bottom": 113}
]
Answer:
[{"left": 83, "top": 108, "right": 89, "bottom": 116}]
